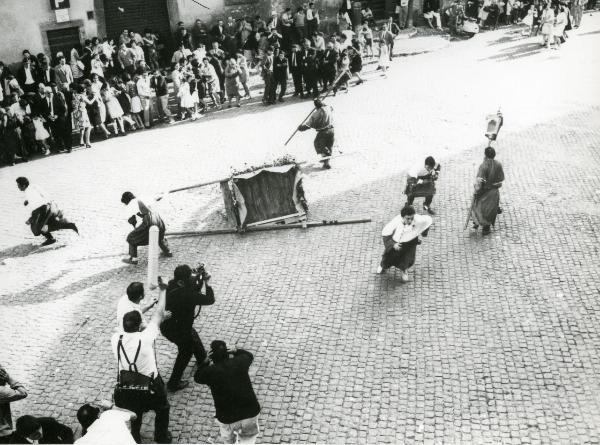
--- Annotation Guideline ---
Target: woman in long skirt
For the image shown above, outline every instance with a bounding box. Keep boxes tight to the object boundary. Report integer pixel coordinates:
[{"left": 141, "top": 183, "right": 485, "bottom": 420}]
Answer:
[{"left": 377, "top": 205, "right": 433, "bottom": 282}]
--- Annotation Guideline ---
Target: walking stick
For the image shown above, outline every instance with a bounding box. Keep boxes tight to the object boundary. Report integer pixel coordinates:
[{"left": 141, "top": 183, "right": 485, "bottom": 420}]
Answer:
[
  {"left": 283, "top": 68, "right": 350, "bottom": 146},
  {"left": 464, "top": 193, "right": 476, "bottom": 230}
]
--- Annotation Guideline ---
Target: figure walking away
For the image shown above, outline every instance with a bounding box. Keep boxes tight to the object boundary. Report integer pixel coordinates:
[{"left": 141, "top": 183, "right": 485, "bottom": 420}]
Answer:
[{"left": 470, "top": 146, "right": 505, "bottom": 235}]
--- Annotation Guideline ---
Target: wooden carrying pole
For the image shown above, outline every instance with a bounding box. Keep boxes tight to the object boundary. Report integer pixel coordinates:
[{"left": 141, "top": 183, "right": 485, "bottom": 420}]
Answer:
[
  {"left": 166, "top": 218, "right": 372, "bottom": 238},
  {"left": 284, "top": 68, "right": 350, "bottom": 146}
]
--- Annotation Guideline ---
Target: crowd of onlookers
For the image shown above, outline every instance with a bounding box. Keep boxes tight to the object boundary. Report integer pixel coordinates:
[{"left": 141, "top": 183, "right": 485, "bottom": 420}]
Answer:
[{"left": 0, "top": 0, "right": 595, "bottom": 166}]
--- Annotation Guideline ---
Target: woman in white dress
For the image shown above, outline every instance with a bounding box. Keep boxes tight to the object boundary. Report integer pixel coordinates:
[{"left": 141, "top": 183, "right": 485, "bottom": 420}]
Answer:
[
  {"left": 32, "top": 113, "right": 51, "bottom": 152},
  {"left": 552, "top": 5, "right": 567, "bottom": 49},
  {"left": 101, "top": 84, "right": 126, "bottom": 135},
  {"left": 177, "top": 76, "right": 195, "bottom": 120},
  {"left": 540, "top": 3, "right": 555, "bottom": 48}
]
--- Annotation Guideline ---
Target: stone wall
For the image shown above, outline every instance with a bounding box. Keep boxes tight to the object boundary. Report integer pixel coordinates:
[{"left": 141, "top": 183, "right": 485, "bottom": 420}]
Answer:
[{"left": 0, "top": 0, "right": 97, "bottom": 68}]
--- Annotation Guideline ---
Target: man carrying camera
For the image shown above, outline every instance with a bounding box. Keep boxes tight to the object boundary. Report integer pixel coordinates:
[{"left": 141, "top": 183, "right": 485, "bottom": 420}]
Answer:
[
  {"left": 160, "top": 264, "right": 215, "bottom": 392},
  {"left": 111, "top": 278, "right": 172, "bottom": 444},
  {"left": 195, "top": 341, "right": 261, "bottom": 444}
]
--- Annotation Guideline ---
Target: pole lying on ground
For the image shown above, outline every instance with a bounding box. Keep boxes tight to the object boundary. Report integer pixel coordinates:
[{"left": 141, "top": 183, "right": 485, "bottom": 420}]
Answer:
[
  {"left": 166, "top": 218, "right": 372, "bottom": 238},
  {"left": 147, "top": 226, "right": 159, "bottom": 289},
  {"left": 283, "top": 68, "right": 350, "bottom": 146}
]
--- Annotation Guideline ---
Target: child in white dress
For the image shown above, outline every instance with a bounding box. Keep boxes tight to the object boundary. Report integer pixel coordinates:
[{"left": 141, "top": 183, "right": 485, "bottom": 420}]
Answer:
[
  {"left": 178, "top": 76, "right": 195, "bottom": 120},
  {"left": 32, "top": 113, "right": 51, "bottom": 153},
  {"left": 378, "top": 41, "right": 390, "bottom": 77}
]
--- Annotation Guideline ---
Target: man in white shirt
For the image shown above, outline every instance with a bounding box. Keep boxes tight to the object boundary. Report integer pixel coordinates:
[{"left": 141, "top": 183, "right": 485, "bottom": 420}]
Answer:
[
  {"left": 111, "top": 278, "right": 172, "bottom": 444},
  {"left": 116, "top": 282, "right": 158, "bottom": 331},
  {"left": 76, "top": 403, "right": 136, "bottom": 445},
  {"left": 377, "top": 205, "right": 432, "bottom": 281},
  {"left": 136, "top": 71, "right": 152, "bottom": 128},
  {"left": 171, "top": 43, "right": 192, "bottom": 64},
  {"left": 16, "top": 176, "right": 78, "bottom": 246}
]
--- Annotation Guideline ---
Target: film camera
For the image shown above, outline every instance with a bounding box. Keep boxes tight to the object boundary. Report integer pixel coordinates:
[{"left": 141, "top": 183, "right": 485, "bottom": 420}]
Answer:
[{"left": 192, "top": 263, "right": 211, "bottom": 281}]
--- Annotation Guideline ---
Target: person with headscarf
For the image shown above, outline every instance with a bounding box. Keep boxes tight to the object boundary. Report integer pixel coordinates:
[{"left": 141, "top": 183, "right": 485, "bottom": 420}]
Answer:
[
  {"left": 470, "top": 146, "right": 505, "bottom": 235},
  {"left": 120, "top": 192, "right": 172, "bottom": 265},
  {"left": 298, "top": 98, "right": 335, "bottom": 169},
  {"left": 377, "top": 205, "right": 433, "bottom": 281},
  {"left": 16, "top": 176, "right": 78, "bottom": 246}
]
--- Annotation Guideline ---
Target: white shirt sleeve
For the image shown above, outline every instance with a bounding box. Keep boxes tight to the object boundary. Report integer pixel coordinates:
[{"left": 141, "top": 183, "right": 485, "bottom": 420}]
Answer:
[
  {"left": 141, "top": 322, "right": 159, "bottom": 342},
  {"left": 381, "top": 215, "right": 403, "bottom": 237}
]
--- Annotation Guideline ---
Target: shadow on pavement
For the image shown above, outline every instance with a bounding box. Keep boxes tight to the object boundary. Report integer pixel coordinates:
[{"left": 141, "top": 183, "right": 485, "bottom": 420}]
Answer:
[
  {"left": 0, "top": 242, "right": 66, "bottom": 261},
  {"left": 478, "top": 41, "right": 544, "bottom": 61}
]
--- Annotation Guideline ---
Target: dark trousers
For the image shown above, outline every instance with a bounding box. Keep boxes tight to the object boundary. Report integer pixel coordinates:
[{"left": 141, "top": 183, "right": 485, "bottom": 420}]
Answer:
[
  {"left": 162, "top": 327, "right": 207, "bottom": 387},
  {"left": 406, "top": 195, "right": 433, "bottom": 207},
  {"left": 304, "top": 74, "right": 319, "bottom": 98},
  {"left": 291, "top": 70, "right": 303, "bottom": 96},
  {"left": 50, "top": 115, "right": 71, "bottom": 150},
  {"left": 263, "top": 72, "right": 276, "bottom": 104},
  {"left": 275, "top": 77, "right": 287, "bottom": 99},
  {"left": 128, "top": 234, "right": 170, "bottom": 257},
  {"left": 0, "top": 435, "right": 12, "bottom": 443},
  {"left": 131, "top": 375, "right": 170, "bottom": 443},
  {"left": 322, "top": 70, "right": 336, "bottom": 91}
]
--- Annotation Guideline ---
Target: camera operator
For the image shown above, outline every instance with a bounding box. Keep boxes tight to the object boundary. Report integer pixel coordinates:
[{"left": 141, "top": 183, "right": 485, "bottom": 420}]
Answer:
[
  {"left": 194, "top": 341, "right": 261, "bottom": 444},
  {"left": 160, "top": 264, "right": 215, "bottom": 392}
]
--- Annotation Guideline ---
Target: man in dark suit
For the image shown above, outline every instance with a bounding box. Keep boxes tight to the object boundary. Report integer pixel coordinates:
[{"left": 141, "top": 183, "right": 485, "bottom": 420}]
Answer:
[
  {"left": 16, "top": 60, "right": 38, "bottom": 94},
  {"left": 301, "top": 48, "right": 319, "bottom": 99},
  {"left": 273, "top": 49, "right": 289, "bottom": 102},
  {"left": 288, "top": 44, "right": 304, "bottom": 97},
  {"left": 211, "top": 19, "right": 226, "bottom": 45},
  {"left": 30, "top": 83, "right": 50, "bottom": 117},
  {"left": 49, "top": 83, "right": 72, "bottom": 152},
  {"left": 9, "top": 415, "right": 73, "bottom": 444},
  {"left": 320, "top": 41, "right": 338, "bottom": 92},
  {"left": 37, "top": 60, "right": 53, "bottom": 86}
]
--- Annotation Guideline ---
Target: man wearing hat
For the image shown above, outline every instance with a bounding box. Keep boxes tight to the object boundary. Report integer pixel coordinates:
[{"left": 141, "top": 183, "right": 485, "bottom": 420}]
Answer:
[{"left": 298, "top": 99, "right": 335, "bottom": 169}]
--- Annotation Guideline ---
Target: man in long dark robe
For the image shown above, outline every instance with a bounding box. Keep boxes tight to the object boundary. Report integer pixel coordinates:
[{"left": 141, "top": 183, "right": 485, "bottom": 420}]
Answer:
[
  {"left": 121, "top": 191, "right": 172, "bottom": 265},
  {"left": 377, "top": 205, "right": 432, "bottom": 282},
  {"left": 298, "top": 99, "right": 335, "bottom": 169},
  {"left": 470, "top": 146, "right": 505, "bottom": 235},
  {"left": 16, "top": 177, "right": 78, "bottom": 246}
]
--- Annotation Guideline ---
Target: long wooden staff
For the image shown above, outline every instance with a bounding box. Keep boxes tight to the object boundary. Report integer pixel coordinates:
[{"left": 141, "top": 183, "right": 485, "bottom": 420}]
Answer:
[
  {"left": 464, "top": 193, "right": 476, "bottom": 230},
  {"left": 283, "top": 67, "right": 350, "bottom": 146}
]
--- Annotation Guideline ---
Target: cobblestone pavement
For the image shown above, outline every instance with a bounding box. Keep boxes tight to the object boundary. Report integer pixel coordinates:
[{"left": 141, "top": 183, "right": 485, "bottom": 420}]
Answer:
[{"left": 1, "top": 14, "right": 600, "bottom": 444}]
